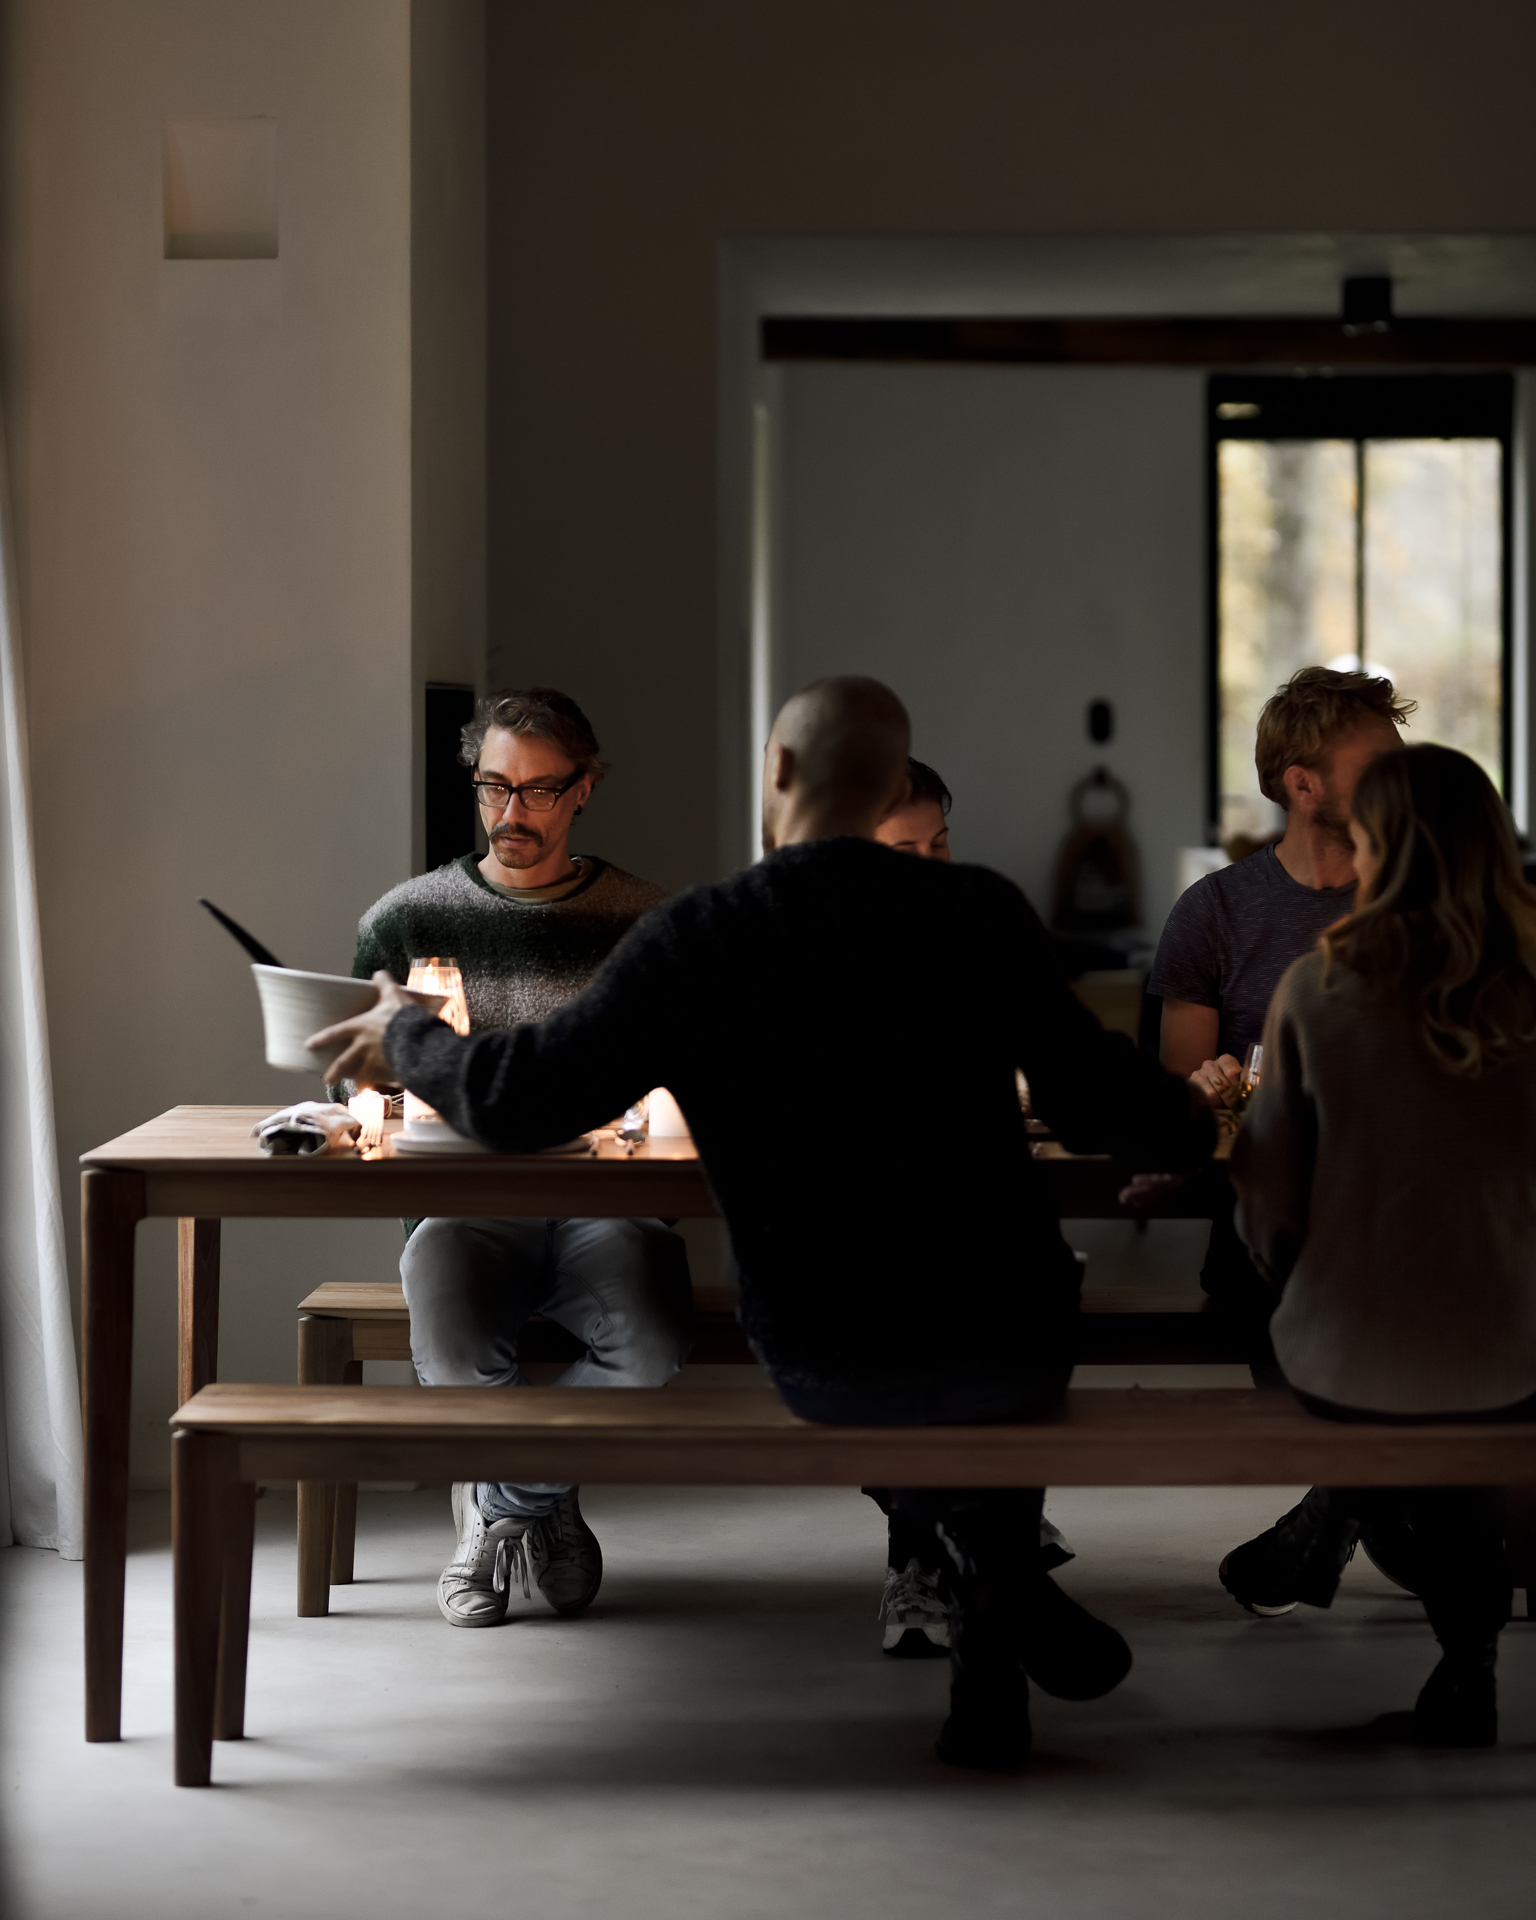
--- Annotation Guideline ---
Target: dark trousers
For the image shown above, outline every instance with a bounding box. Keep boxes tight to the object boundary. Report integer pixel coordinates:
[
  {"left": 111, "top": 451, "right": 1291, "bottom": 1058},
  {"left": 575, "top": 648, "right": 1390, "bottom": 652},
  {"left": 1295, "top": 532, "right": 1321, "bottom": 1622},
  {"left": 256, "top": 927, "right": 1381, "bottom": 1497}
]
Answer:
[
  {"left": 1293, "top": 1389, "right": 1531, "bottom": 1649},
  {"left": 773, "top": 1364, "right": 1072, "bottom": 1582},
  {"left": 1202, "top": 1199, "right": 1283, "bottom": 1385}
]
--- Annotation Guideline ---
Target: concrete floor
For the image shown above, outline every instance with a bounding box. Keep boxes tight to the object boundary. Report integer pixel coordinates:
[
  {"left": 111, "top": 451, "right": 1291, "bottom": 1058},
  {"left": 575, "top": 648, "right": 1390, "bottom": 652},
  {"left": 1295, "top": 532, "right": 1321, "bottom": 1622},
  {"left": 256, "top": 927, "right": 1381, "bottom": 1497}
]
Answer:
[{"left": 5, "top": 1472, "right": 1536, "bottom": 1920}]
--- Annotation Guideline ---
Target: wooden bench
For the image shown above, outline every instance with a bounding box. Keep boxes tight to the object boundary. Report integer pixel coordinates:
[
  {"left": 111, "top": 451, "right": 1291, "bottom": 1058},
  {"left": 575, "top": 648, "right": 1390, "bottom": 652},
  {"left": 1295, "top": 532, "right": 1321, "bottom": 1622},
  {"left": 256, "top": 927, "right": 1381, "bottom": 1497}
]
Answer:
[
  {"left": 292, "top": 1280, "right": 759, "bottom": 1613},
  {"left": 291, "top": 1277, "right": 1252, "bottom": 1615},
  {"left": 170, "top": 1380, "right": 1536, "bottom": 1786}
]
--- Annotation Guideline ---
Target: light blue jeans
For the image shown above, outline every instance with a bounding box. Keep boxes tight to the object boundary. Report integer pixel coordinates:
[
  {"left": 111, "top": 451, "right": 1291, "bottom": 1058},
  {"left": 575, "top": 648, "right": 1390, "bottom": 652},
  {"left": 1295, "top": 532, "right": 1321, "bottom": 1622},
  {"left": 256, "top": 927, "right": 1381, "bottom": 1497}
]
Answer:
[{"left": 401, "top": 1216, "right": 693, "bottom": 1519}]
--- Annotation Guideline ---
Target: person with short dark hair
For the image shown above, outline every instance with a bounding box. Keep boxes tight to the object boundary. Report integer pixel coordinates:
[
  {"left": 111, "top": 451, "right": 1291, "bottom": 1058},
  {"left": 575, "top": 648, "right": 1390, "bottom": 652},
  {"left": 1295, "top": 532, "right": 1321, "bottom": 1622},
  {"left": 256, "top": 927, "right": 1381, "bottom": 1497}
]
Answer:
[
  {"left": 1227, "top": 744, "right": 1536, "bottom": 1746},
  {"left": 316, "top": 675, "right": 1214, "bottom": 1771},
  {"left": 875, "top": 757, "right": 952, "bottom": 862},
  {"left": 349, "top": 686, "right": 691, "bottom": 1630}
]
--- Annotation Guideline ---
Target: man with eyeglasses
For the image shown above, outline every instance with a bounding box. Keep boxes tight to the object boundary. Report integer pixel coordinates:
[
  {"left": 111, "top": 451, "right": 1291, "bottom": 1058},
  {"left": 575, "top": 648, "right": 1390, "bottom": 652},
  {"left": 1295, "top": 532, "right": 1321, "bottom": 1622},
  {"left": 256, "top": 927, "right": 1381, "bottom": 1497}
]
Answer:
[{"left": 348, "top": 687, "right": 692, "bottom": 1629}]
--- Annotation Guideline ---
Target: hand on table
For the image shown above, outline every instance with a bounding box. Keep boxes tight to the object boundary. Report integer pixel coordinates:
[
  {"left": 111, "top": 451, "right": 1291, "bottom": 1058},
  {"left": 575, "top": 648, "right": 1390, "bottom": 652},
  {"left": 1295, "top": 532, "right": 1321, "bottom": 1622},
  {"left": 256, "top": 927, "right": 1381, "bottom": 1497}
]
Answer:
[
  {"left": 1190, "top": 1053, "right": 1242, "bottom": 1109},
  {"left": 308, "top": 971, "right": 415, "bottom": 1087},
  {"left": 1117, "top": 1172, "right": 1189, "bottom": 1214}
]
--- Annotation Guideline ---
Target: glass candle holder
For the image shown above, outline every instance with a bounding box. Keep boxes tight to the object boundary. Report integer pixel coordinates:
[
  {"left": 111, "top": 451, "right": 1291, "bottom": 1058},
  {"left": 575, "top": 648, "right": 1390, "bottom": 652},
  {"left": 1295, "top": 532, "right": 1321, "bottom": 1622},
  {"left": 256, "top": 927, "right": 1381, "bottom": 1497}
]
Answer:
[
  {"left": 407, "top": 956, "right": 470, "bottom": 1035},
  {"left": 403, "top": 957, "right": 470, "bottom": 1123}
]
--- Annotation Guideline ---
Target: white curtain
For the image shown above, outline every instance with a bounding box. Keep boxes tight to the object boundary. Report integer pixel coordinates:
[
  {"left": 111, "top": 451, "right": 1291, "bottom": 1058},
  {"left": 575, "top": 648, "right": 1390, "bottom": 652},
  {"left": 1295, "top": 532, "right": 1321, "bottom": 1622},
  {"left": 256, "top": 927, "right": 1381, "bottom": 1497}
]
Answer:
[{"left": 0, "top": 428, "right": 82, "bottom": 1558}]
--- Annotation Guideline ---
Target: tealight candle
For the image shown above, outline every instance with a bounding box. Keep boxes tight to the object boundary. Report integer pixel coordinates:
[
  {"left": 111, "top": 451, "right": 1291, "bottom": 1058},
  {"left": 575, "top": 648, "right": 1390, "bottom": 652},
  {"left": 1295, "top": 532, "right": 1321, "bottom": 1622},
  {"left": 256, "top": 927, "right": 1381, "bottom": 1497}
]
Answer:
[
  {"left": 347, "top": 1089, "right": 386, "bottom": 1127},
  {"left": 646, "top": 1087, "right": 690, "bottom": 1138},
  {"left": 346, "top": 1088, "right": 387, "bottom": 1149}
]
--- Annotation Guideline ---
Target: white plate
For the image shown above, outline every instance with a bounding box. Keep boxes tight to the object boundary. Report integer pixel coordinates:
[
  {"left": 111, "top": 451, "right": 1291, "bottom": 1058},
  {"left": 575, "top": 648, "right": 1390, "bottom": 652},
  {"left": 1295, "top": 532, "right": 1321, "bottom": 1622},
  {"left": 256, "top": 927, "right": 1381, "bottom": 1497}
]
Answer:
[{"left": 391, "top": 1131, "right": 591, "bottom": 1157}]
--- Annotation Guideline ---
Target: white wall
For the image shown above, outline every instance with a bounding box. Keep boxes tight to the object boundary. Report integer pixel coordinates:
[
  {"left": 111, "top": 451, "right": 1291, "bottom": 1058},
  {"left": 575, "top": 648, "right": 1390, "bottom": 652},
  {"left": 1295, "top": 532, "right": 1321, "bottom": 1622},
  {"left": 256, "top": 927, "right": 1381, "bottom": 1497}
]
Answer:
[
  {"left": 724, "top": 235, "right": 1536, "bottom": 889},
  {"left": 2, "top": 0, "right": 484, "bottom": 1483},
  {"left": 776, "top": 363, "right": 1205, "bottom": 931},
  {"left": 410, "top": 0, "right": 487, "bottom": 868}
]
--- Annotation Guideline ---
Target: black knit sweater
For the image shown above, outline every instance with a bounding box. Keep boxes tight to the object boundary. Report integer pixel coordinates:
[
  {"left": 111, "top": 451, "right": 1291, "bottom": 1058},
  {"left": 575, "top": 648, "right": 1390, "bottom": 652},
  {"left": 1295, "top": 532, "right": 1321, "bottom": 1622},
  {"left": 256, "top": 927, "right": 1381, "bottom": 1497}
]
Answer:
[{"left": 386, "top": 838, "right": 1213, "bottom": 1387}]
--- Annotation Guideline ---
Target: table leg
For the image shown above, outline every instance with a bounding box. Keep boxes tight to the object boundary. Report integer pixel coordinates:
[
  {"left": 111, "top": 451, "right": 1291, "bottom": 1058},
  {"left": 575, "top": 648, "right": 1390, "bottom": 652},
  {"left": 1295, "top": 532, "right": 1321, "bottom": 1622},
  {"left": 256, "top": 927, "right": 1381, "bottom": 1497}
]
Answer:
[
  {"left": 82, "top": 1167, "right": 147, "bottom": 1743},
  {"left": 177, "top": 1219, "right": 221, "bottom": 1406}
]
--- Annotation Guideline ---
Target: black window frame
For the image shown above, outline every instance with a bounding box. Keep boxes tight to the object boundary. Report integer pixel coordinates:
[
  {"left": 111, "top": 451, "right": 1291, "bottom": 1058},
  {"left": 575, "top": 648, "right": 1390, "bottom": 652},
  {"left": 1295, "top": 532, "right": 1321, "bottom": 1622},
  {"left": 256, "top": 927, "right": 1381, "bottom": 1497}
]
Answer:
[{"left": 1206, "top": 372, "right": 1515, "bottom": 835}]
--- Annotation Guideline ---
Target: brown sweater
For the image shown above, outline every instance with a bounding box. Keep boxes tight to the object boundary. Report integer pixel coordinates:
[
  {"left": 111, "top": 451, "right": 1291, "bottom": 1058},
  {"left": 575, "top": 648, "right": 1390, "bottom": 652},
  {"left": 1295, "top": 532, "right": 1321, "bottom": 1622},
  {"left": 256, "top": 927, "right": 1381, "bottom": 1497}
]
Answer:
[{"left": 1232, "top": 949, "right": 1536, "bottom": 1414}]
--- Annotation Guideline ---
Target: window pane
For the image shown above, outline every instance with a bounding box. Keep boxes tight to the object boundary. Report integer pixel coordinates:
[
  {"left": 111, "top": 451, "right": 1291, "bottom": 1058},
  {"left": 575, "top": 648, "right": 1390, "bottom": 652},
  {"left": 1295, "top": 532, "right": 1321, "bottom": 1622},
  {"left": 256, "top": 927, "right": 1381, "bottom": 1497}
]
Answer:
[
  {"left": 1364, "top": 439, "right": 1502, "bottom": 787},
  {"left": 1217, "top": 440, "right": 1355, "bottom": 841}
]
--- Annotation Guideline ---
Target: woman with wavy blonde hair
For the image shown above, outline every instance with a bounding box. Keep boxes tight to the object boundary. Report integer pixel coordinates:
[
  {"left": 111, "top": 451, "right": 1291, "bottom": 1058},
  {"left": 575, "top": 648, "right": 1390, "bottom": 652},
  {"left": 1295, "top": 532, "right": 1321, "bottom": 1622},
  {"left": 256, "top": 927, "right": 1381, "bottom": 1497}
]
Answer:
[{"left": 1228, "top": 744, "right": 1536, "bottom": 1748}]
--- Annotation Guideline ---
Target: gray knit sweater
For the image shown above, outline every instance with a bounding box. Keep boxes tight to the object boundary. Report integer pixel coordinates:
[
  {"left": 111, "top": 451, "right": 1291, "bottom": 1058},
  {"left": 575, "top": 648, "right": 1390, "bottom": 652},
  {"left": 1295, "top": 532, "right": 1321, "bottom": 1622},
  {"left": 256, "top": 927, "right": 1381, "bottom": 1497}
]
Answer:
[{"left": 352, "top": 854, "right": 667, "bottom": 1029}]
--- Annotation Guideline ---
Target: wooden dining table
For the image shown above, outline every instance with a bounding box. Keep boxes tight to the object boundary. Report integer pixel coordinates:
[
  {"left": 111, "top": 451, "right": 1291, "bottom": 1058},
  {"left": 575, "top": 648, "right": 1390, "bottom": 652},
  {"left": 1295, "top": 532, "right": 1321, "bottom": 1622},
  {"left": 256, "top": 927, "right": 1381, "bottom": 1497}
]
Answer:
[{"left": 78, "top": 1102, "right": 1232, "bottom": 1742}]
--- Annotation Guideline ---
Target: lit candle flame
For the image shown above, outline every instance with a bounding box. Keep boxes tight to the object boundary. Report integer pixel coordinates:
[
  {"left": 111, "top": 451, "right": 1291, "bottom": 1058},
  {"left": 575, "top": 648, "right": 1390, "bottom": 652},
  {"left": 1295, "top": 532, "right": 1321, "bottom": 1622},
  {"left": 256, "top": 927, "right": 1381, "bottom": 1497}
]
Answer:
[{"left": 347, "top": 1088, "right": 386, "bottom": 1150}]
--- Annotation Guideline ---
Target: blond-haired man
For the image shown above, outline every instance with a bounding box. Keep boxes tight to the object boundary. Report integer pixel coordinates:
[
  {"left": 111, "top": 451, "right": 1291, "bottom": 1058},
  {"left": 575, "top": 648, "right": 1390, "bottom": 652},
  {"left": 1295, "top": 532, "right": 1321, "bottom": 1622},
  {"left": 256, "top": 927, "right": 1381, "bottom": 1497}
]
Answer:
[
  {"left": 1152, "top": 668, "right": 1413, "bottom": 1612},
  {"left": 1148, "top": 666, "right": 1411, "bottom": 1613},
  {"left": 1154, "top": 666, "right": 1414, "bottom": 1106}
]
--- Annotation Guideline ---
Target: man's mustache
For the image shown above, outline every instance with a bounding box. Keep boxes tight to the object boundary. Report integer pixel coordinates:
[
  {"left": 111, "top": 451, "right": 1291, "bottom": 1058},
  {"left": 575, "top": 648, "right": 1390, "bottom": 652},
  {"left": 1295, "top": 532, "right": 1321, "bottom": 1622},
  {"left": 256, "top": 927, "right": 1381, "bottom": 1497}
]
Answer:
[{"left": 493, "top": 823, "right": 544, "bottom": 848}]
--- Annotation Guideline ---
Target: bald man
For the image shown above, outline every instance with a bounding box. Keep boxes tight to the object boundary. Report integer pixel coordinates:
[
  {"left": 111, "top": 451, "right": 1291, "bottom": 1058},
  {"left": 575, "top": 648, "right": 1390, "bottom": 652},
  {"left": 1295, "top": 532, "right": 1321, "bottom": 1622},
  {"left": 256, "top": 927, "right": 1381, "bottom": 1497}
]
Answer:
[{"left": 315, "top": 675, "right": 1213, "bottom": 1773}]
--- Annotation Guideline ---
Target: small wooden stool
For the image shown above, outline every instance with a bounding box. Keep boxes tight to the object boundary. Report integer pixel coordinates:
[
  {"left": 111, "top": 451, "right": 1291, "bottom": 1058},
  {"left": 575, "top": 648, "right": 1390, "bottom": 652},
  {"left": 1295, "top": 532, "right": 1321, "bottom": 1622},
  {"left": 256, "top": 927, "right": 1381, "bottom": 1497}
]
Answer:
[{"left": 294, "top": 1280, "right": 755, "bottom": 1616}]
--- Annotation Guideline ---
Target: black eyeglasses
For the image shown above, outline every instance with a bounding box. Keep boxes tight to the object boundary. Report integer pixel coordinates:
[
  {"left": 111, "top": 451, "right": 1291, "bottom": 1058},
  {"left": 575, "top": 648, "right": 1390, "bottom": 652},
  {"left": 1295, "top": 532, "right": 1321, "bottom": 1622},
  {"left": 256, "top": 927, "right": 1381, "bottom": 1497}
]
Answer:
[{"left": 471, "top": 773, "right": 582, "bottom": 814}]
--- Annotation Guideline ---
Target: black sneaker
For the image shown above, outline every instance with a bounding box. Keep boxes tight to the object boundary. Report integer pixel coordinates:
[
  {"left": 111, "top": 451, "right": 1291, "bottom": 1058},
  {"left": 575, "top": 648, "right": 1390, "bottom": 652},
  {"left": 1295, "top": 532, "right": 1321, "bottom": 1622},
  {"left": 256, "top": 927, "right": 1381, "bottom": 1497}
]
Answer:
[
  {"left": 1219, "top": 1489, "right": 1358, "bottom": 1616},
  {"left": 936, "top": 1669, "right": 1032, "bottom": 1772},
  {"left": 1413, "top": 1650, "right": 1498, "bottom": 1747},
  {"left": 1018, "top": 1574, "right": 1133, "bottom": 1701}
]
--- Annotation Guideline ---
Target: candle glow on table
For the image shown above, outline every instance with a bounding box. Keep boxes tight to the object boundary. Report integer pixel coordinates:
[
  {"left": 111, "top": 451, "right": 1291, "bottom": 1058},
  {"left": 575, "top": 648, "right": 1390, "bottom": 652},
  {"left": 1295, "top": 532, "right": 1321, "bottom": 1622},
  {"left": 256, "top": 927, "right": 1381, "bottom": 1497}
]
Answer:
[{"left": 346, "top": 1088, "right": 386, "bottom": 1150}]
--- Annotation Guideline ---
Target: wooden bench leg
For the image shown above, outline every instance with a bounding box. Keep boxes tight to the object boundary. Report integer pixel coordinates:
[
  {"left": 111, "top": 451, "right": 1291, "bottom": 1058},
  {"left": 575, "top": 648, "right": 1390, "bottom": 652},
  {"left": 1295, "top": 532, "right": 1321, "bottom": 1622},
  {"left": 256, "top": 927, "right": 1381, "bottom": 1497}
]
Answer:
[
  {"left": 174, "top": 1429, "right": 236, "bottom": 1786},
  {"left": 296, "top": 1315, "right": 350, "bottom": 1617},
  {"left": 329, "top": 1360, "right": 364, "bottom": 1585},
  {"left": 214, "top": 1481, "right": 257, "bottom": 1740},
  {"left": 177, "top": 1219, "right": 221, "bottom": 1407}
]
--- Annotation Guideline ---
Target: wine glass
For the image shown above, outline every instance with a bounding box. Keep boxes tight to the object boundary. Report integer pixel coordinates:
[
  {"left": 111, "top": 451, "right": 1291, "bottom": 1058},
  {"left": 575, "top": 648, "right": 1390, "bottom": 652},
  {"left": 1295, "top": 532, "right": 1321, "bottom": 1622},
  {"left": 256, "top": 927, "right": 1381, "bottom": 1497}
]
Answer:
[{"left": 1229, "top": 1042, "right": 1263, "bottom": 1120}]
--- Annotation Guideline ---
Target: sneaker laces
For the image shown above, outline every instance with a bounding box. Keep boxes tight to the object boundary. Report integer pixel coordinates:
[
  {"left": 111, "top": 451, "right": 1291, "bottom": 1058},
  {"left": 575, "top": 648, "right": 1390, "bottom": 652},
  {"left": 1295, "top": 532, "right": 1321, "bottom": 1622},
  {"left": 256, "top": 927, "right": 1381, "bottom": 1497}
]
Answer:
[
  {"left": 879, "top": 1559, "right": 946, "bottom": 1624},
  {"left": 447, "top": 1516, "right": 531, "bottom": 1599},
  {"left": 530, "top": 1495, "right": 583, "bottom": 1568},
  {"left": 492, "top": 1533, "right": 530, "bottom": 1599}
]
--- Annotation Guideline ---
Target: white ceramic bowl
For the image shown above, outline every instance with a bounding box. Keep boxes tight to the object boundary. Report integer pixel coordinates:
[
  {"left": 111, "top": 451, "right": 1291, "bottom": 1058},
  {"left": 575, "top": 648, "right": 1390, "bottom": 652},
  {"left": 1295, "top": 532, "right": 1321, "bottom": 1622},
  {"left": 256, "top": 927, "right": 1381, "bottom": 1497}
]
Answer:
[{"left": 253, "top": 965, "right": 383, "bottom": 1075}]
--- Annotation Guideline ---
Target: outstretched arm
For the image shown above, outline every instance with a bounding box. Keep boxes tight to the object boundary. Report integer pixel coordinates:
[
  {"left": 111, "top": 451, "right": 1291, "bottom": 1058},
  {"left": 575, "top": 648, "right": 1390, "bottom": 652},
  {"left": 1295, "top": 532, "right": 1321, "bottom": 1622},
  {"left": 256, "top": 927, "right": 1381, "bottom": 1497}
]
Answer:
[
  {"left": 1001, "top": 892, "right": 1214, "bottom": 1171},
  {"left": 313, "top": 912, "right": 684, "bottom": 1150}
]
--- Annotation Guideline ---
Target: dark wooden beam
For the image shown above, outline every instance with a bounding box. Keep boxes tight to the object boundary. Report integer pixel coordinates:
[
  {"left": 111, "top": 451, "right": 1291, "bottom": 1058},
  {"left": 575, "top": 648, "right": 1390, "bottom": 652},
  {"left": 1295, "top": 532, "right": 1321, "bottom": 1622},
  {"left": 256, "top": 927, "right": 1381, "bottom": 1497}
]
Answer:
[{"left": 762, "top": 316, "right": 1536, "bottom": 367}]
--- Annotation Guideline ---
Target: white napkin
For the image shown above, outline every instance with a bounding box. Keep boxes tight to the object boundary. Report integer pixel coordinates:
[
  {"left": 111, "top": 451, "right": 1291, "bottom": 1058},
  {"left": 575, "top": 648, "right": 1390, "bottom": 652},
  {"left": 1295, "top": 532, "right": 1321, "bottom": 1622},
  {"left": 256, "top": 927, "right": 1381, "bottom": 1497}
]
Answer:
[{"left": 252, "top": 1101, "right": 362, "bottom": 1157}]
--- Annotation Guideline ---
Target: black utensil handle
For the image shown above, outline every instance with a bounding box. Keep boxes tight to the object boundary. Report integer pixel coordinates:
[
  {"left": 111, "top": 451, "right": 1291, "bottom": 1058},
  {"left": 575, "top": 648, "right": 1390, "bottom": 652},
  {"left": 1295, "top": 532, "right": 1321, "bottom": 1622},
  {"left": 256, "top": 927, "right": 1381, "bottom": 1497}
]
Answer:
[{"left": 197, "top": 897, "right": 285, "bottom": 970}]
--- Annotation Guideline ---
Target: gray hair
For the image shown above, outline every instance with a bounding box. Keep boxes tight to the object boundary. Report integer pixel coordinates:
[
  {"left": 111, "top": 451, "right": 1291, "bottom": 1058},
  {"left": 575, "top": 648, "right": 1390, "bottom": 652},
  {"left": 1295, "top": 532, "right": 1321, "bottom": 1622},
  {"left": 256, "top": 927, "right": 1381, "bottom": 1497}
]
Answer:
[{"left": 459, "top": 687, "right": 609, "bottom": 783}]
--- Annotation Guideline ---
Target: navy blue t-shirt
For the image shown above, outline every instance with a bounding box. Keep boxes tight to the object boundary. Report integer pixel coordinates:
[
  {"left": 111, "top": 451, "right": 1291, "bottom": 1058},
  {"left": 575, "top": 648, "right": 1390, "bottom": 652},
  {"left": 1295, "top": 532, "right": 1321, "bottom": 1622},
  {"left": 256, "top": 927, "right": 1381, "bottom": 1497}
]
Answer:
[{"left": 1149, "top": 845, "right": 1356, "bottom": 1060}]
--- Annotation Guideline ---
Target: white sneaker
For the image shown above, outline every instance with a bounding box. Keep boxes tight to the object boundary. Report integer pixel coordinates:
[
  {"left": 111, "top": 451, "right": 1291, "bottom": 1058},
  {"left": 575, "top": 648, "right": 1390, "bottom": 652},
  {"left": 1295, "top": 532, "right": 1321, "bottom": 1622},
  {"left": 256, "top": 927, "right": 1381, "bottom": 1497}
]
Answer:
[
  {"left": 525, "top": 1489, "right": 603, "bottom": 1615},
  {"left": 880, "top": 1557, "right": 951, "bottom": 1658},
  {"left": 437, "top": 1482, "right": 532, "bottom": 1628},
  {"left": 1041, "top": 1516, "right": 1076, "bottom": 1570}
]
